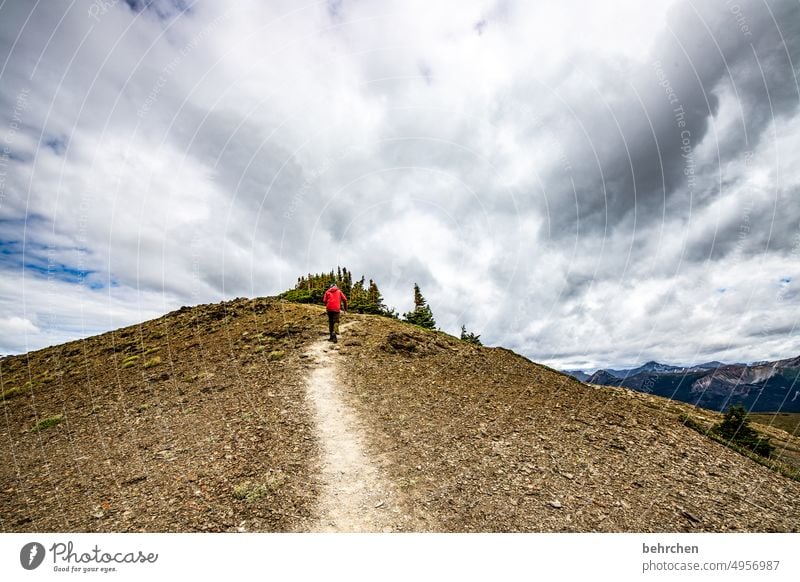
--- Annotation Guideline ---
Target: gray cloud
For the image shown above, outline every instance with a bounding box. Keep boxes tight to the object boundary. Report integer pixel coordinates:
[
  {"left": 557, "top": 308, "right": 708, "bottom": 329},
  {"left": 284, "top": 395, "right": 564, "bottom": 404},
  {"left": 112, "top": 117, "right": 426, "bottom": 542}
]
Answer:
[
  {"left": 1, "top": 0, "right": 799, "bottom": 369},
  {"left": 521, "top": 0, "right": 800, "bottom": 245}
]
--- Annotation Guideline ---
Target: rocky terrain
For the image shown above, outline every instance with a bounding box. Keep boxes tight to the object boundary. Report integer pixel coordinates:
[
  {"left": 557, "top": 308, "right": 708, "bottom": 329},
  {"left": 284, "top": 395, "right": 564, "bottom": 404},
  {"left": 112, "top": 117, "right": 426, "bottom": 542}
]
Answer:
[{"left": 2, "top": 297, "right": 799, "bottom": 532}]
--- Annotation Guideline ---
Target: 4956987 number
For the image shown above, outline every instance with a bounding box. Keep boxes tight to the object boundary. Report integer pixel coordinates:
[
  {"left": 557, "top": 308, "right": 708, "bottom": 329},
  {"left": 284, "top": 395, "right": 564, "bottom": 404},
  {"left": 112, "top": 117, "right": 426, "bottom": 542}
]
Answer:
[{"left": 728, "top": 560, "right": 780, "bottom": 571}]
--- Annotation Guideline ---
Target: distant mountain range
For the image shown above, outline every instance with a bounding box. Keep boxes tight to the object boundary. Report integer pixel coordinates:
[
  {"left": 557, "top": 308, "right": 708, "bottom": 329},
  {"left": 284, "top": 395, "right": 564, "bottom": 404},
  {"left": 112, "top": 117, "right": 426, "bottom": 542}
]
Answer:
[{"left": 565, "top": 355, "right": 800, "bottom": 413}]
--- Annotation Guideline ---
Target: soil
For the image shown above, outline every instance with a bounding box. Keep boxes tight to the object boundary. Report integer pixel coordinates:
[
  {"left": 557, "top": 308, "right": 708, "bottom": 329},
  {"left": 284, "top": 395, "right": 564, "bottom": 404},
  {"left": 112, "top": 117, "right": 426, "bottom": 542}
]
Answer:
[
  {"left": 337, "top": 316, "right": 800, "bottom": 532},
  {"left": 304, "top": 322, "right": 417, "bottom": 532}
]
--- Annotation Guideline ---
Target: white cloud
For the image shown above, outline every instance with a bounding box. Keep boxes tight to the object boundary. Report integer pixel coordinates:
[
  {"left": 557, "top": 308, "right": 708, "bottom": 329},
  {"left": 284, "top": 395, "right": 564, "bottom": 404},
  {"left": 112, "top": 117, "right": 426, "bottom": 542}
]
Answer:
[
  {"left": 0, "top": 315, "right": 39, "bottom": 341},
  {"left": 1, "top": 0, "right": 799, "bottom": 371}
]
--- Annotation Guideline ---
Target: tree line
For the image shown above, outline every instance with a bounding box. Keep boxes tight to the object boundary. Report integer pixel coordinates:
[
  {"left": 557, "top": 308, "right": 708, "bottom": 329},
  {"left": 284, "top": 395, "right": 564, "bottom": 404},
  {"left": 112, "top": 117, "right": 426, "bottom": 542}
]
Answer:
[
  {"left": 281, "top": 266, "right": 392, "bottom": 316},
  {"left": 280, "top": 266, "right": 480, "bottom": 344}
]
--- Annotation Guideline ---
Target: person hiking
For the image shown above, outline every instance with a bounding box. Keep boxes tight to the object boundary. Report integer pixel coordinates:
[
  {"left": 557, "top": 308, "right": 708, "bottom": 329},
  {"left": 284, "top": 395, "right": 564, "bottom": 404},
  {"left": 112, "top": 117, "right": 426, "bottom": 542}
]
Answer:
[{"left": 322, "top": 283, "right": 348, "bottom": 342}]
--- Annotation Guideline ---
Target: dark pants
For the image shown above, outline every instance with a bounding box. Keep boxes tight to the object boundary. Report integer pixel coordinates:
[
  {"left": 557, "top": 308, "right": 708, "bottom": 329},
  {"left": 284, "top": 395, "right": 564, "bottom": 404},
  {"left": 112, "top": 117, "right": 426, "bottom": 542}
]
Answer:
[{"left": 327, "top": 310, "right": 340, "bottom": 335}]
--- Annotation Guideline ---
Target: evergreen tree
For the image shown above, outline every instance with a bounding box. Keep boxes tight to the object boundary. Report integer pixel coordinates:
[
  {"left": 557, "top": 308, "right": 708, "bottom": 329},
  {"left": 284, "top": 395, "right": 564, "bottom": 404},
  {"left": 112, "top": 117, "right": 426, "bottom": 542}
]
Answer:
[
  {"left": 460, "top": 324, "right": 482, "bottom": 345},
  {"left": 712, "top": 404, "right": 774, "bottom": 458},
  {"left": 413, "top": 283, "right": 425, "bottom": 309},
  {"left": 403, "top": 283, "right": 436, "bottom": 329},
  {"left": 366, "top": 279, "right": 386, "bottom": 314},
  {"left": 349, "top": 277, "right": 366, "bottom": 311},
  {"left": 383, "top": 306, "right": 400, "bottom": 319},
  {"left": 341, "top": 267, "right": 352, "bottom": 295},
  {"left": 281, "top": 266, "right": 395, "bottom": 317}
]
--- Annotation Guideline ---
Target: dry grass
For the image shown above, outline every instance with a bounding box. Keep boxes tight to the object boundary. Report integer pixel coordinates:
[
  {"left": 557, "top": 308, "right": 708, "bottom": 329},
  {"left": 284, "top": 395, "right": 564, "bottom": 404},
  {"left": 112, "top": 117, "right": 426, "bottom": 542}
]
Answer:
[
  {"left": 0, "top": 298, "right": 323, "bottom": 532},
  {"left": 751, "top": 413, "right": 800, "bottom": 436}
]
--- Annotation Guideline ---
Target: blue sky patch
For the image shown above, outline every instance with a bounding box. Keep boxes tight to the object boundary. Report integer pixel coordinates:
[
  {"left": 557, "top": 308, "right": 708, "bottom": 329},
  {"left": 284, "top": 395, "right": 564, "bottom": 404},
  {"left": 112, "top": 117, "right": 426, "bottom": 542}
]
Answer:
[{"left": 43, "top": 135, "right": 68, "bottom": 156}]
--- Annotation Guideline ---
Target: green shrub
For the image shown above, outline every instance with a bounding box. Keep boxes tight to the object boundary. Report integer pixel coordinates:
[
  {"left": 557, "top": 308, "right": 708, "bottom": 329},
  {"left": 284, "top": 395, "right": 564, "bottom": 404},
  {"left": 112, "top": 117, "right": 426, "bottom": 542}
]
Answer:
[
  {"left": 281, "top": 267, "right": 398, "bottom": 317},
  {"left": 233, "top": 470, "right": 285, "bottom": 502},
  {"left": 1, "top": 382, "right": 34, "bottom": 400},
  {"left": 233, "top": 482, "right": 268, "bottom": 502},
  {"left": 143, "top": 356, "right": 162, "bottom": 369},
  {"left": 712, "top": 404, "right": 775, "bottom": 458},
  {"left": 460, "top": 325, "right": 482, "bottom": 345},
  {"left": 39, "top": 371, "right": 57, "bottom": 383},
  {"left": 121, "top": 355, "right": 140, "bottom": 369},
  {"left": 679, "top": 412, "right": 800, "bottom": 481},
  {"left": 279, "top": 288, "right": 321, "bottom": 304},
  {"left": 32, "top": 414, "right": 64, "bottom": 432},
  {"left": 678, "top": 413, "right": 706, "bottom": 433}
]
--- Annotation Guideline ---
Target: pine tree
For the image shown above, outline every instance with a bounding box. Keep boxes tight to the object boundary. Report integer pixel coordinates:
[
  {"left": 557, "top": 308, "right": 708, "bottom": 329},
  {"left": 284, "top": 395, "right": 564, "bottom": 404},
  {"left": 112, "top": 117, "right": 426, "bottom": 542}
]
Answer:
[
  {"left": 341, "top": 267, "right": 352, "bottom": 295},
  {"left": 281, "top": 267, "right": 396, "bottom": 317},
  {"left": 403, "top": 283, "right": 436, "bottom": 329},
  {"left": 366, "top": 279, "right": 385, "bottom": 313},
  {"left": 460, "top": 324, "right": 482, "bottom": 345},
  {"left": 712, "top": 404, "right": 774, "bottom": 457},
  {"left": 413, "top": 283, "right": 425, "bottom": 309}
]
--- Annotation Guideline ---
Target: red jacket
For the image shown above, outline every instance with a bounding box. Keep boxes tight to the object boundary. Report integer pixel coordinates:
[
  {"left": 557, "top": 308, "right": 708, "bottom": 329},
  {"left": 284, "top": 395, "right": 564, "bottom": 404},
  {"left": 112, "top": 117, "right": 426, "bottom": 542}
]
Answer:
[{"left": 323, "top": 286, "right": 347, "bottom": 312}]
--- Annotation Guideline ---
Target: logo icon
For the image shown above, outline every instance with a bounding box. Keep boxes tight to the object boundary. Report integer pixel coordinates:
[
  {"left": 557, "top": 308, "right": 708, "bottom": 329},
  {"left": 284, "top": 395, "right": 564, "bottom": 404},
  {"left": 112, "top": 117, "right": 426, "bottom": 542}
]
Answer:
[{"left": 20, "top": 542, "right": 45, "bottom": 570}]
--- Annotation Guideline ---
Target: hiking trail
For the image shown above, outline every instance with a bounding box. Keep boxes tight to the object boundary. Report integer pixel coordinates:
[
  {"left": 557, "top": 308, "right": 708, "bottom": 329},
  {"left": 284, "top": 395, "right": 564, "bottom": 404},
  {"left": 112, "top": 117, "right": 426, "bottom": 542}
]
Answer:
[{"left": 303, "top": 321, "right": 403, "bottom": 532}]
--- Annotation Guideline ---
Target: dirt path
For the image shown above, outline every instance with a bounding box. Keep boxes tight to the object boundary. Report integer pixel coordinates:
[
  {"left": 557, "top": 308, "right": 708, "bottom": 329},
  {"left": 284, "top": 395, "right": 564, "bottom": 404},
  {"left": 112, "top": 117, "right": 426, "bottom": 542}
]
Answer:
[{"left": 304, "top": 321, "right": 405, "bottom": 532}]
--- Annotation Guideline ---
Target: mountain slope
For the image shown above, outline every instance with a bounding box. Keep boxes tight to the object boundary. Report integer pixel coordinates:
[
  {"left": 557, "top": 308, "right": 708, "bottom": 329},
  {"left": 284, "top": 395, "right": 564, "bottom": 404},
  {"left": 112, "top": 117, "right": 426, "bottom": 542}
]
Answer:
[
  {"left": 2, "top": 297, "right": 800, "bottom": 532},
  {"left": 605, "top": 361, "right": 687, "bottom": 379},
  {"left": 1, "top": 298, "right": 323, "bottom": 532},
  {"left": 564, "top": 370, "right": 590, "bottom": 382},
  {"left": 336, "top": 319, "right": 800, "bottom": 532},
  {"left": 587, "top": 357, "right": 800, "bottom": 413}
]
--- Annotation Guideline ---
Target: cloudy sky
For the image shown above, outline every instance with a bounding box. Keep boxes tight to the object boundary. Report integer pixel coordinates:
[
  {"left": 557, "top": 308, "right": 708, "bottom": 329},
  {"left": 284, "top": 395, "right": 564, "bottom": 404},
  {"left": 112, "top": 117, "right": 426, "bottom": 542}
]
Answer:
[{"left": 0, "top": 0, "right": 798, "bottom": 370}]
